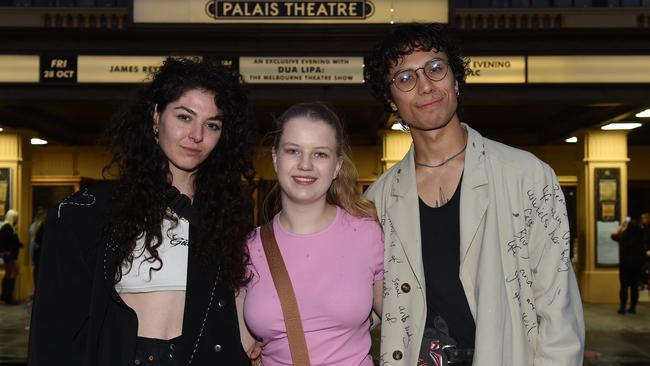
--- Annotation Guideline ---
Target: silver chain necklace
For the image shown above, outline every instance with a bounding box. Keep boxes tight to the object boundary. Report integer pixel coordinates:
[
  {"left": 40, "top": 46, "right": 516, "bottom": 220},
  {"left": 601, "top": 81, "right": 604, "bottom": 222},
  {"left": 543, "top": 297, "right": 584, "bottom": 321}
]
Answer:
[{"left": 415, "top": 143, "right": 467, "bottom": 169}]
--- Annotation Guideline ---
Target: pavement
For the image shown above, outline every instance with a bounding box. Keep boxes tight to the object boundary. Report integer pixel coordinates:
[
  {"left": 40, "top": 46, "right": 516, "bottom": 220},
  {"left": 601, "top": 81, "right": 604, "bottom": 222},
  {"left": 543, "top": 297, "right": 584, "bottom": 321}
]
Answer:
[
  {"left": 584, "top": 302, "right": 650, "bottom": 366},
  {"left": 0, "top": 301, "right": 28, "bottom": 365},
  {"left": 1, "top": 300, "right": 649, "bottom": 365}
]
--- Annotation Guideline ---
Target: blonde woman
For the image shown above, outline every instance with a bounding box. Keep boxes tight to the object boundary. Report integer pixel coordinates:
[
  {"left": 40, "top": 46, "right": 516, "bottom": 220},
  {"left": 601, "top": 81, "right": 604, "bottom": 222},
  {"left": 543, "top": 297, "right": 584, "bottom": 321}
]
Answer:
[{"left": 240, "top": 102, "right": 383, "bottom": 365}]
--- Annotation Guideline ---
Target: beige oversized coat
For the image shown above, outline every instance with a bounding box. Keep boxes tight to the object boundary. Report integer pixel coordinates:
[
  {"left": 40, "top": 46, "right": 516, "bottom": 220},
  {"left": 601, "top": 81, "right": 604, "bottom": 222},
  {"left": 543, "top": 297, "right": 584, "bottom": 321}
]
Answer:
[{"left": 365, "top": 124, "right": 584, "bottom": 366}]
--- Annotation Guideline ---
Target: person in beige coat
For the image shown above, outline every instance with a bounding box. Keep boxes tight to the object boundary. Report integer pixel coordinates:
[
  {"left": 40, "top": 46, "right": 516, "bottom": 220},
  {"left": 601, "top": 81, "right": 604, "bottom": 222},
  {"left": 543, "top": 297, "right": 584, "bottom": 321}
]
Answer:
[{"left": 364, "top": 23, "right": 584, "bottom": 366}]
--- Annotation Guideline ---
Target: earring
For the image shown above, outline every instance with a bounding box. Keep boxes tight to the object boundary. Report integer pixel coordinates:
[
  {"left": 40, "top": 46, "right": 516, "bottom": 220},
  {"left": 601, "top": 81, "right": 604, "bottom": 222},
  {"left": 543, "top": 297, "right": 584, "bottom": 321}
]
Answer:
[
  {"left": 153, "top": 129, "right": 159, "bottom": 144},
  {"left": 454, "top": 83, "right": 459, "bottom": 96}
]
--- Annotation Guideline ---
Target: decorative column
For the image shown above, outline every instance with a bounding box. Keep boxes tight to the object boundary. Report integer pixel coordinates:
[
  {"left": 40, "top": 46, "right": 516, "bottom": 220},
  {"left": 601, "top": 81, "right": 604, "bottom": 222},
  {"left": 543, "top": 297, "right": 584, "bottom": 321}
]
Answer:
[
  {"left": 577, "top": 130, "right": 628, "bottom": 303},
  {"left": 380, "top": 129, "right": 412, "bottom": 172}
]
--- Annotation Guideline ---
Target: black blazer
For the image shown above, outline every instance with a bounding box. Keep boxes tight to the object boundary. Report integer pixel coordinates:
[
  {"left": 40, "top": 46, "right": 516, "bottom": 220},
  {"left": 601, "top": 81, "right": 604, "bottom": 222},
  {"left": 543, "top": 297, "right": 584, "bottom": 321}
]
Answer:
[{"left": 28, "top": 182, "right": 249, "bottom": 365}]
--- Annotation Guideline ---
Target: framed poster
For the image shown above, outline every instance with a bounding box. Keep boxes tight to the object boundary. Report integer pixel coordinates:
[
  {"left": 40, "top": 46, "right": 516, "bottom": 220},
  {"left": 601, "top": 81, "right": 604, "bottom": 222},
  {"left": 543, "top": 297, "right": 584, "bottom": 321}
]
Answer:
[
  {"left": 0, "top": 168, "right": 10, "bottom": 221},
  {"left": 594, "top": 167, "right": 620, "bottom": 267}
]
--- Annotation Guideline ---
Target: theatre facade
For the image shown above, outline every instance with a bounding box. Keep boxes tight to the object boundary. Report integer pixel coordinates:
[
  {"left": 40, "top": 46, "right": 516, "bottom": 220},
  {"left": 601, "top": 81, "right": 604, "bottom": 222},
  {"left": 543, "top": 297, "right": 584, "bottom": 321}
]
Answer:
[{"left": 1, "top": 0, "right": 650, "bottom": 303}]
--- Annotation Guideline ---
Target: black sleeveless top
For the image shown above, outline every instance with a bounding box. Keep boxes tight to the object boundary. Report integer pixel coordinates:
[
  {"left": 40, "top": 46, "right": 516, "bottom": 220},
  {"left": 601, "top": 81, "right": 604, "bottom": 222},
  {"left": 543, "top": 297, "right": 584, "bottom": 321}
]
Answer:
[{"left": 419, "top": 179, "right": 476, "bottom": 348}]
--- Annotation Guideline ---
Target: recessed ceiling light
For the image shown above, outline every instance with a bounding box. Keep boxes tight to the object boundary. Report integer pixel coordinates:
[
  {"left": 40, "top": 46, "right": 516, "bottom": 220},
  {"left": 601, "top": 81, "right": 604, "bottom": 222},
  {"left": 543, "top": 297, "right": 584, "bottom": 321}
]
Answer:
[
  {"left": 635, "top": 109, "right": 650, "bottom": 118},
  {"left": 565, "top": 136, "right": 578, "bottom": 143},
  {"left": 30, "top": 138, "right": 48, "bottom": 145},
  {"left": 0, "top": 127, "right": 3, "bottom": 132},
  {"left": 601, "top": 122, "right": 642, "bottom": 130}
]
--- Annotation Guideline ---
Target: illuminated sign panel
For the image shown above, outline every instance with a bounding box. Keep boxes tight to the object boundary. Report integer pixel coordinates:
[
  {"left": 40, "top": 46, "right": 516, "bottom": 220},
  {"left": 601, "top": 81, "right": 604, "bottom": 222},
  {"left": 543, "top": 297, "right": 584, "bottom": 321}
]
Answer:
[
  {"left": 240, "top": 56, "right": 364, "bottom": 84},
  {"left": 528, "top": 56, "right": 650, "bottom": 83},
  {"left": 40, "top": 55, "right": 77, "bottom": 83},
  {"left": 213, "top": 1, "right": 371, "bottom": 18},
  {"left": 3, "top": 54, "right": 650, "bottom": 85},
  {"left": 0, "top": 55, "right": 39, "bottom": 82},
  {"left": 465, "top": 56, "right": 526, "bottom": 84},
  {"left": 77, "top": 56, "right": 168, "bottom": 83},
  {"left": 133, "top": 0, "right": 448, "bottom": 24}
]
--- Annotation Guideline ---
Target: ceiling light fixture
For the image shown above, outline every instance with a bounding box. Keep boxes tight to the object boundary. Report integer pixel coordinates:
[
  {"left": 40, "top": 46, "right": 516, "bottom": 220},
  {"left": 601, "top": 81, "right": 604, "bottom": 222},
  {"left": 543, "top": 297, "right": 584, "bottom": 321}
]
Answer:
[
  {"left": 565, "top": 136, "right": 578, "bottom": 143},
  {"left": 635, "top": 109, "right": 650, "bottom": 118},
  {"left": 30, "top": 138, "right": 48, "bottom": 145},
  {"left": 601, "top": 122, "right": 642, "bottom": 130}
]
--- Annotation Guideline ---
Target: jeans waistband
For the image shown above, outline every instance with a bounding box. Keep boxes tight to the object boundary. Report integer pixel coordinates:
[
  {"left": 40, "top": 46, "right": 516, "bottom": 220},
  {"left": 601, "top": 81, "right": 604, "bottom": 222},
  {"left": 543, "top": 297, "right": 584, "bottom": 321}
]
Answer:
[{"left": 134, "top": 335, "right": 183, "bottom": 366}]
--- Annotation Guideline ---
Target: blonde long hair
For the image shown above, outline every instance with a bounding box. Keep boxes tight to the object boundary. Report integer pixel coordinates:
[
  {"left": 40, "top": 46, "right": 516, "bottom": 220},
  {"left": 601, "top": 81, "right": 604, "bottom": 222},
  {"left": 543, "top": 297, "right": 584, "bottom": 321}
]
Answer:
[
  {"left": 265, "top": 102, "right": 377, "bottom": 221},
  {"left": 2, "top": 209, "right": 18, "bottom": 230}
]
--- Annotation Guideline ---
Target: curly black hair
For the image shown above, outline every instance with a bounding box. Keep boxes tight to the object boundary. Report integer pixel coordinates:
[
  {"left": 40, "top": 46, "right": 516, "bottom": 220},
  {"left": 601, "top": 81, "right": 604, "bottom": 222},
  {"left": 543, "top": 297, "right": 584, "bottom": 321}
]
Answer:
[
  {"left": 365, "top": 23, "right": 469, "bottom": 112},
  {"left": 103, "top": 57, "right": 254, "bottom": 290}
]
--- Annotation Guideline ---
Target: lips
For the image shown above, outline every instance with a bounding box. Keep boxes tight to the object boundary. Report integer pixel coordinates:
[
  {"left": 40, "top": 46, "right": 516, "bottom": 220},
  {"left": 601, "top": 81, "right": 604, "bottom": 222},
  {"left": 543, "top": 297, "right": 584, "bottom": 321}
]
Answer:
[
  {"left": 181, "top": 146, "right": 201, "bottom": 156},
  {"left": 292, "top": 176, "right": 317, "bottom": 185},
  {"left": 417, "top": 98, "right": 442, "bottom": 109}
]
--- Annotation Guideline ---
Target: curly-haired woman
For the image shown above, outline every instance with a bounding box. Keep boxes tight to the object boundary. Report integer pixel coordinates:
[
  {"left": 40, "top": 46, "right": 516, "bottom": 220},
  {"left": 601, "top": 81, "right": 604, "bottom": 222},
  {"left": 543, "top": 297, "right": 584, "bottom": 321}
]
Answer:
[{"left": 28, "top": 58, "right": 255, "bottom": 366}]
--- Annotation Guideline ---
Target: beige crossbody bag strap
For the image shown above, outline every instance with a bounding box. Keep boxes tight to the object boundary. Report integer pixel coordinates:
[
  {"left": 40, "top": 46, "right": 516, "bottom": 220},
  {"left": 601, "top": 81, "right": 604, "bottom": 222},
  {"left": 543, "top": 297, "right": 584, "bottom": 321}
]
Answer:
[{"left": 260, "top": 223, "right": 311, "bottom": 366}]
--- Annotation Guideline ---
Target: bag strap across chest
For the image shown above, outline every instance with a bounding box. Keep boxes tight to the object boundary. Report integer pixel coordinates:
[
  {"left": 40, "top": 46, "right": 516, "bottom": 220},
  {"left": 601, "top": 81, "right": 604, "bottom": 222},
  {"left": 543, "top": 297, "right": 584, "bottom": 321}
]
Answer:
[{"left": 260, "top": 222, "right": 311, "bottom": 366}]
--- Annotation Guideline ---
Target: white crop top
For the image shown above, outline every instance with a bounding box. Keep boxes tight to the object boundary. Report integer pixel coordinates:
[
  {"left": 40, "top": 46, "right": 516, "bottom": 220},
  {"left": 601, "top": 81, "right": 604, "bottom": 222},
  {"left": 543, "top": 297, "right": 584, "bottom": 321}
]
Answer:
[{"left": 115, "top": 215, "right": 189, "bottom": 293}]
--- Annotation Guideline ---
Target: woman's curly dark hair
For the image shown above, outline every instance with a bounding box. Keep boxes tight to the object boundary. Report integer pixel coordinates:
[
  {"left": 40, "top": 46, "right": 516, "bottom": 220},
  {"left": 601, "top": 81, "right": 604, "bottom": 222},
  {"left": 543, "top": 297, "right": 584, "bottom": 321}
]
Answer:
[
  {"left": 365, "top": 23, "right": 469, "bottom": 111},
  {"left": 103, "top": 57, "right": 254, "bottom": 290}
]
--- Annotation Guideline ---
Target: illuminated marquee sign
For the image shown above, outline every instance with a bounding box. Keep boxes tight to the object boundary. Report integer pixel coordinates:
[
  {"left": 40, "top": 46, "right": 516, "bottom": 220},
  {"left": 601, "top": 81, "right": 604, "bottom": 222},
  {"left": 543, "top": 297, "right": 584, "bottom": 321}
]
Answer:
[
  {"left": 132, "top": 0, "right": 448, "bottom": 24},
  {"left": 528, "top": 55, "right": 650, "bottom": 83},
  {"left": 210, "top": 1, "right": 373, "bottom": 19},
  {"left": 0, "top": 55, "right": 39, "bottom": 82},
  {"left": 465, "top": 56, "right": 526, "bottom": 84},
  {"left": 240, "top": 56, "right": 363, "bottom": 84},
  {"left": 77, "top": 56, "right": 168, "bottom": 83},
  {"left": 40, "top": 55, "right": 77, "bottom": 83},
  {"left": 5, "top": 54, "right": 650, "bottom": 85}
]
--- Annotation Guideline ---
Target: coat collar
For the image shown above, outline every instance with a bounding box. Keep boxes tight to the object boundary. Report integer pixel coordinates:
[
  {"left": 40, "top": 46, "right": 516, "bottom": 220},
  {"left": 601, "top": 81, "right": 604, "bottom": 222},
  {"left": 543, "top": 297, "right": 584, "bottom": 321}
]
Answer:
[
  {"left": 386, "top": 145, "right": 425, "bottom": 288},
  {"left": 458, "top": 124, "right": 489, "bottom": 272}
]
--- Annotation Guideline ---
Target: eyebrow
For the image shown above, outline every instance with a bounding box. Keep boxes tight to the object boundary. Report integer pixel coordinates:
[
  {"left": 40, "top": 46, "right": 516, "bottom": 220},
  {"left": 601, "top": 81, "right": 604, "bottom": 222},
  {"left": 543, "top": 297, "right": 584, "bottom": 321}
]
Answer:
[
  {"left": 282, "top": 142, "right": 335, "bottom": 151},
  {"left": 173, "top": 106, "right": 223, "bottom": 120},
  {"left": 393, "top": 57, "right": 447, "bottom": 74}
]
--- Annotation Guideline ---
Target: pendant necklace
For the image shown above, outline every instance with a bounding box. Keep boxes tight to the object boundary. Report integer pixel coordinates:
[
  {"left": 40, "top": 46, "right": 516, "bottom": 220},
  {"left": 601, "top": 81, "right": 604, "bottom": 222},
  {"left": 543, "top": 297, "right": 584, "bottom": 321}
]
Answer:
[{"left": 415, "top": 142, "right": 467, "bottom": 169}]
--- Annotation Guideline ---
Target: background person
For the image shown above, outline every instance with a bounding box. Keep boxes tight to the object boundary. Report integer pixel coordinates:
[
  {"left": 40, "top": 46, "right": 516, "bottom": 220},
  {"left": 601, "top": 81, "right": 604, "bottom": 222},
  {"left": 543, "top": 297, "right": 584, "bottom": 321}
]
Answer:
[
  {"left": 641, "top": 212, "right": 650, "bottom": 256},
  {"left": 240, "top": 102, "right": 383, "bottom": 365},
  {"left": 612, "top": 217, "right": 646, "bottom": 314},
  {"left": 1, "top": 209, "right": 22, "bottom": 305},
  {"left": 641, "top": 212, "right": 650, "bottom": 295},
  {"left": 28, "top": 206, "right": 46, "bottom": 286},
  {"left": 28, "top": 57, "right": 255, "bottom": 365}
]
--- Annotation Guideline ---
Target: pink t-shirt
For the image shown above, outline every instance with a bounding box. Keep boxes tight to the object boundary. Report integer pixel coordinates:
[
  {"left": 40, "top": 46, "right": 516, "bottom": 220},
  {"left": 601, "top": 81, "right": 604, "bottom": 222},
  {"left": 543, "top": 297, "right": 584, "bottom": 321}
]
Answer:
[{"left": 244, "top": 207, "right": 384, "bottom": 366}]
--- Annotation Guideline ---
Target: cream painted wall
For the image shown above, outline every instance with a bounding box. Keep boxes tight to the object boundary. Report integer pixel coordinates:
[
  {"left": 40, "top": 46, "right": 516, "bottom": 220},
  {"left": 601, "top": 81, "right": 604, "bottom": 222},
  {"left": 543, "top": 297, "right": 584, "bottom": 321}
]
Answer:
[
  {"left": 628, "top": 146, "right": 650, "bottom": 181},
  {"left": 520, "top": 144, "right": 582, "bottom": 177},
  {"left": 522, "top": 145, "right": 650, "bottom": 182},
  {"left": 31, "top": 145, "right": 110, "bottom": 179}
]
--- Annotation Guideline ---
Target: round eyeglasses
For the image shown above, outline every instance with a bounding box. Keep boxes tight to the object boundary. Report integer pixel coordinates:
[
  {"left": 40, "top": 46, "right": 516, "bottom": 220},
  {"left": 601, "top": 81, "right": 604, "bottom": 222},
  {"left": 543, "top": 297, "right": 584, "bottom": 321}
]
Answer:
[{"left": 389, "top": 58, "right": 450, "bottom": 92}]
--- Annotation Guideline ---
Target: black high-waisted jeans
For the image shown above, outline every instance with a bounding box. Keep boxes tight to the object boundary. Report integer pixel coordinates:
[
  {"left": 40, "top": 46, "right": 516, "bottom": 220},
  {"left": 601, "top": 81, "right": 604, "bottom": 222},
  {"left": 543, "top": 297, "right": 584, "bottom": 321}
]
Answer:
[{"left": 134, "top": 335, "right": 183, "bottom": 366}]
